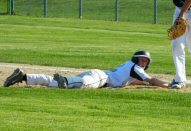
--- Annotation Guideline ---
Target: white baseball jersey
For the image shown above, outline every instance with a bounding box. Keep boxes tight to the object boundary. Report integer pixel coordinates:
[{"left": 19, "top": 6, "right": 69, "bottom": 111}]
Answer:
[{"left": 105, "top": 61, "right": 149, "bottom": 87}]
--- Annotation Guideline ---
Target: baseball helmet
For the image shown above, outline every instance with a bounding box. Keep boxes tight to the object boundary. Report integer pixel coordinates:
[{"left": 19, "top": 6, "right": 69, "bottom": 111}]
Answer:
[{"left": 131, "top": 50, "right": 152, "bottom": 70}]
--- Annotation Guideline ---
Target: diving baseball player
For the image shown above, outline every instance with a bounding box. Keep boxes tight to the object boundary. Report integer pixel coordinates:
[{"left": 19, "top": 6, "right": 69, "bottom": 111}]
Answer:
[{"left": 4, "top": 50, "right": 170, "bottom": 88}]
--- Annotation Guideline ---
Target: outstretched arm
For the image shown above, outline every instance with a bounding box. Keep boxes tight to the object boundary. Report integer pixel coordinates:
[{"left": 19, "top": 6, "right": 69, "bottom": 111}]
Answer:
[
  {"left": 178, "top": 0, "right": 191, "bottom": 18},
  {"left": 131, "top": 79, "right": 149, "bottom": 85},
  {"left": 145, "top": 77, "right": 170, "bottom": 88}
]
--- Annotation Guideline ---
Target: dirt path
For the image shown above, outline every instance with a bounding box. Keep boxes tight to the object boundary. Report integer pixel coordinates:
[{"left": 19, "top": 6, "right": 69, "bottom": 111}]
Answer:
[{"left": 1, "top": 63, "right": 191, "bottom": 92}]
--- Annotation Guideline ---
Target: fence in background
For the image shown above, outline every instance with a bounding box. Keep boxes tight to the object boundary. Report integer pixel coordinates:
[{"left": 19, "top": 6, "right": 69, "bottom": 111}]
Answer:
[{"left": 0, "top": 0, "right": 175, "bottom": 24}]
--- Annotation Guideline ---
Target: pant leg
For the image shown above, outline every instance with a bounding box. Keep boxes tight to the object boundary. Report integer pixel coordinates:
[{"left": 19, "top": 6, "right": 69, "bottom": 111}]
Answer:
[
  {"left": 26, "top": 74, "right": 58, "bottom": 87},
  {"left": 172, "top": 41, "right": 186, "bottom": 82},
  {"left": 65, "top": 76, "right": 84, "bottom": 88},
  {"left": 172, "top": 7, "right": 187, "bottom": 82}
]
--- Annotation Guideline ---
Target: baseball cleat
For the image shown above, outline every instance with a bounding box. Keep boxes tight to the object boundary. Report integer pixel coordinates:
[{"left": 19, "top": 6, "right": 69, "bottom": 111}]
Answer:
[
  {"left": 171, "top": 79, "right": 186, "bottom": 89},
  {"left": 53, "top": 73, "right": 68, "bottom": 88},
  {"left": 4, "top": 68, "right": 25, "bottom": 87}
]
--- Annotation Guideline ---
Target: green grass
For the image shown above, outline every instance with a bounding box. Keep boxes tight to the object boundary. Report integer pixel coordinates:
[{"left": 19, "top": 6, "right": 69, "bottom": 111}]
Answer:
[
  {"left": 1, "top": 16, "right": 191, "bottom": 130},
  {"left": 1, "top": 16, "right": 191, "bottom": 74},
  {"left": 0, "top": 88, "right": 191, "bottom": 131}
]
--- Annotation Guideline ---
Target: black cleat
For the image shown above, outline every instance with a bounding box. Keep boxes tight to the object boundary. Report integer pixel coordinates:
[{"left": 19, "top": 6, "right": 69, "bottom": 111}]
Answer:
[{"left": 4, "top": 68, "right": 25, "bottom": 87}]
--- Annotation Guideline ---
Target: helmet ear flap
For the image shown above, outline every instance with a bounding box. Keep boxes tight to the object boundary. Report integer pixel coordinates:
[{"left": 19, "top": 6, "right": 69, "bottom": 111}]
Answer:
[
  {"left": 131, "top": 57, "right": 138, "bottom": 64},
  {"left": 145, "top": 65, "right": 149, "bottom": 70}
]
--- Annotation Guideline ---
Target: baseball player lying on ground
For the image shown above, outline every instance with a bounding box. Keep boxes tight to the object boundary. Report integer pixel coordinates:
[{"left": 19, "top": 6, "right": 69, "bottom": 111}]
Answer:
[{"left": 4, "top": 50, "right": 170, "bottom": 89}]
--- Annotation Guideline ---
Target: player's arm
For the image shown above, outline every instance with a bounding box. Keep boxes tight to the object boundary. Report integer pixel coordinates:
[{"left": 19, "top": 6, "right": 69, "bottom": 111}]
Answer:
[
  {"left": 131, "top": 79, "right": 149, "bottom": 85},
  {"left": 178, "top": 0, "right": 191, "bottom": 18},
  {"left": 131, "top": 65, "right": 170, "bottom": 88},
  {"left": 145, "top": 77, "right": 170, "bottom": 88}
]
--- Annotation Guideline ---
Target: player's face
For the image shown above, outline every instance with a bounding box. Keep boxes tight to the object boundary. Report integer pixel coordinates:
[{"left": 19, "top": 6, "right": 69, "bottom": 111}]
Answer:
[{"left": 138, "top": 57, "right": 149, "bottom": 69}]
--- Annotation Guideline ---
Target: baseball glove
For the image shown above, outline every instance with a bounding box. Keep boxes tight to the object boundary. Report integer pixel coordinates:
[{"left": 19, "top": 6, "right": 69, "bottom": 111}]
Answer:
[{"left": 167, "top": 17, "right": 188, "bottom": 40}]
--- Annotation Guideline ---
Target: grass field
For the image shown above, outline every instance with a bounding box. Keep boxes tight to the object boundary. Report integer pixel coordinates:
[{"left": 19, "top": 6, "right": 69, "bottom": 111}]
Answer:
[
  {"left": 1, "top": 16, "right": 191, "bottom": 74},
  {"left": 1, "top": 88, "right": 191, "bottom": 130},
  {"left": 1, "top": 16, "right": 191, "bottom": 130}
]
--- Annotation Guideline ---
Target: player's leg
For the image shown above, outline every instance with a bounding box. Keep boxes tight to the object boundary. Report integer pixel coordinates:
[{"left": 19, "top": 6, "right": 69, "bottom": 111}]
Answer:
[
  {"left": 65, "top": 75, "right": 84, "bottom": 88},
  {"left": 172, "top": 38, "right": 186, "bottom": 83},
  {"left": 171, "top": 7, "right": 187, "bottom": 88},
  {"left": 4, "top": 68, "right": 58, "bottom": 87},
  {"left": 26, "top": 74, "right": 58, "bottom": 87},
  {"left": 55, "top": 69, "right": 108, "bottom": 89},
  {"left": 53, "top": 73, "right": 84, "bottom": 89}
]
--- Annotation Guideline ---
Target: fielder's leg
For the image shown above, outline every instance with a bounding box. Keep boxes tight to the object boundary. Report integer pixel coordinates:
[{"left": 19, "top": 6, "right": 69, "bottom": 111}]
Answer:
[
  {"left": 172, "top": 39, "right": 186, "bottom": 83},
  {"left": 171, "top": 7, "right": 187, "bottom": 87}
]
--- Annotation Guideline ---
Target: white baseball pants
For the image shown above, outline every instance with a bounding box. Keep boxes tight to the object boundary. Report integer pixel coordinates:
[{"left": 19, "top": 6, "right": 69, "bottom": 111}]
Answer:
[
  {"left": 26, "top": 69, "right": 108, "bottom": 88},
  {"left": 66, "top": 69, "right": 108, "bottom": 88},
  {"left": 26, "top": 74, "right": 58, "bottom": 87},
  {"left": 172, "top": 7, "right": 191, "bottom": 82}
]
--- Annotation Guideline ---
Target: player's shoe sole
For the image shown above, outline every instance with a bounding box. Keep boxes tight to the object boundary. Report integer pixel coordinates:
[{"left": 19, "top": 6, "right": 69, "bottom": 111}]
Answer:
[{"left": 4, "top": 68, "right": 24, "bottom": 87}]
